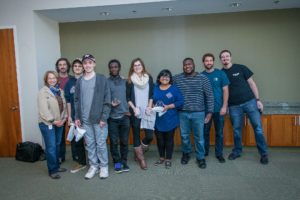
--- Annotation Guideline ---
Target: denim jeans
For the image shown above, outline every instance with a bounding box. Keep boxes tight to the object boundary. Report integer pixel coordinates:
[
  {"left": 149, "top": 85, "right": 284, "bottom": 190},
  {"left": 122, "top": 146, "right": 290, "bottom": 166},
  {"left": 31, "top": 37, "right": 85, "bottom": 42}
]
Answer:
[
  {"left": 83, "top": 123, "right": 109, "bottom": 169},
  {"left": 155, "top": 129, "right": 175, "bottom": 160},
  {"left": 179, "top": 111, "right": 205, "bottom": 160},
  {"left": 108, "top": 116, "right": 130, "bottom": 163},
  {"left": 130, "top": 116, "right": 153, "bottom": 147},
  {"left": 204, "top": 112, "right": 224, "bottom": 157},
  {"left": 39, "top": 122, "right": 63, "bottom": 175},
  {"left": 229, "top": 98, "right": 268, "bottom": 156}
]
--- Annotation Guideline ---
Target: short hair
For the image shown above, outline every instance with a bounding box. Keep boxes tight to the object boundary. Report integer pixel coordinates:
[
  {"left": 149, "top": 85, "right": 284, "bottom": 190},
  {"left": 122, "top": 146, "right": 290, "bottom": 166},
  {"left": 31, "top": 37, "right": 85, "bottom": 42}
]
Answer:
[
  {"left": 55, "top": 58, "right": 71, "bottom": 73},
  {"left": 219, "top": 49, "right": 232, "bottom": 58},
  {"left": 156, "top": 69, "right": 173, "bottom": 85},
  {"left": 43, "top": 70, "right": 58, "bottom": 87},
  {"left": 183, "top": 57, "right": 194, "bottom": 65},
  {"left": 202, "top": 53, "right": 215, "bottom": 62},
  {"left": 71, "top": 58, "right": 83, "bottom": 73},
  {"left": 108, "top": 59, "right": 121, "bottom": 69}
]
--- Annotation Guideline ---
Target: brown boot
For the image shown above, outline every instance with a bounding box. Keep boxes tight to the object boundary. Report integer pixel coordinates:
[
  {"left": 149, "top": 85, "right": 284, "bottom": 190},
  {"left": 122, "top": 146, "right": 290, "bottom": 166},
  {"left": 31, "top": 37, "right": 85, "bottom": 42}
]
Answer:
[
  {"left": 141, "top": 141, "right": 149, "bottom": 153},
  {"left": 134, "top": 146, "right": 147, "bottom": 170}
]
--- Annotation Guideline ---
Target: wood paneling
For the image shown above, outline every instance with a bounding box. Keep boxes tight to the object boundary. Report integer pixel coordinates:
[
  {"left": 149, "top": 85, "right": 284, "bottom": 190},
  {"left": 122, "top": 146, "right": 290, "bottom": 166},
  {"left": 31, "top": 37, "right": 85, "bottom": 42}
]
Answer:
[{"left": 0, "top": 29, "right": 22, "bottom": 157}]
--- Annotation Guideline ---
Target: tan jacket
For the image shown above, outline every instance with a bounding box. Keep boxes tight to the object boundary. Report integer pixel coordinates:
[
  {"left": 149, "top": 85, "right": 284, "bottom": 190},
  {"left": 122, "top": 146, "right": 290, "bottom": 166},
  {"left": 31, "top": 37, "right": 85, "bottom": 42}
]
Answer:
[{"left": 38, "top": 86, "right": 67, "bottom": 125}]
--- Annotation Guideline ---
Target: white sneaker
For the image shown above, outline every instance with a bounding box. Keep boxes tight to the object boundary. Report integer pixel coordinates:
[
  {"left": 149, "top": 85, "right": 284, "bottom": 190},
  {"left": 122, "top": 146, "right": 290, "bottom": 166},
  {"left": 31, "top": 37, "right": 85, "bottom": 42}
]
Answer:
[
  {"left": 84, "top": 166, "right": 98, "bottom": 179},
  {"left": 99, "top": 166, "right": 109, "bottom": 179}
]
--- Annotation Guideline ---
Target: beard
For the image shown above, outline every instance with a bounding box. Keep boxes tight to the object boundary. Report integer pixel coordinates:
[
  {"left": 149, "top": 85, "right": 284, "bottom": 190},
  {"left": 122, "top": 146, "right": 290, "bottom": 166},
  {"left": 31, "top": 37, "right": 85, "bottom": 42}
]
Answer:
[{"left": 204, "top": 64, "right": 213, "bottom": 70}]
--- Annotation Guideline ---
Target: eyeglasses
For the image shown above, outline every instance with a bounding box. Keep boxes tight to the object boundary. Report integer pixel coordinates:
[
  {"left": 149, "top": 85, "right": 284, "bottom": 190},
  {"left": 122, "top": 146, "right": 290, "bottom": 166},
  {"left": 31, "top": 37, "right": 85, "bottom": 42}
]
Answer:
[{"left": 133, "top": 63, "right": 142, "bottom": 67}]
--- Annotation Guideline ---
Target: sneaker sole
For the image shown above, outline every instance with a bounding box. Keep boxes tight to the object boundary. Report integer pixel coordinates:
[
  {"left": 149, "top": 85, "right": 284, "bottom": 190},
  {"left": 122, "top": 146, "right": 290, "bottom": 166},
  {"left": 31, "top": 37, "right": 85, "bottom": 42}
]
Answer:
[{"left": 70, "top": 166, "right": 87, "bottom": 174}]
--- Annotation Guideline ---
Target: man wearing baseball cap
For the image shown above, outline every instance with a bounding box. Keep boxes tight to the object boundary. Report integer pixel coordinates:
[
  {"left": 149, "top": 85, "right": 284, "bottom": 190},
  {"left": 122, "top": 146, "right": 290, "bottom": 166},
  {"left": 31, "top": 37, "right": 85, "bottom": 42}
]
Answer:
[{"left": 74, "top": 54, "right": 111, "bottom": 179}]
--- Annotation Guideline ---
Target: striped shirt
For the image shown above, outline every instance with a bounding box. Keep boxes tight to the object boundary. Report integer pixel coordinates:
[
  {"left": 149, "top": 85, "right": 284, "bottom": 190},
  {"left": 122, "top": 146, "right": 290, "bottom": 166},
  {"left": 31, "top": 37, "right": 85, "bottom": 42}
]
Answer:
[{"left": 173, "top": 72, "right": 214, "bottom": 112}]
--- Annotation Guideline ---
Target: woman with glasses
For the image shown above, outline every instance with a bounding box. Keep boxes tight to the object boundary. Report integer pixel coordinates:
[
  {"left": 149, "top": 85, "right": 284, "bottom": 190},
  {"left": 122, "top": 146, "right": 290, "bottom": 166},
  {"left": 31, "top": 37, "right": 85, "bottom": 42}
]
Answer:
[{"left": 153, "top": 69, "right": 183, "bottom": 169}]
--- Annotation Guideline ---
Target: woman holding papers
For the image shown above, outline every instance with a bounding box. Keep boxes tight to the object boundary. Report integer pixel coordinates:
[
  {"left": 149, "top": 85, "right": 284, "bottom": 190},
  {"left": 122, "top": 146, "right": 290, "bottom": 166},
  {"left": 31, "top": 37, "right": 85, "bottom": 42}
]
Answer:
[{"left": 153, "top": 69, "right": 183, "bottom": 169}]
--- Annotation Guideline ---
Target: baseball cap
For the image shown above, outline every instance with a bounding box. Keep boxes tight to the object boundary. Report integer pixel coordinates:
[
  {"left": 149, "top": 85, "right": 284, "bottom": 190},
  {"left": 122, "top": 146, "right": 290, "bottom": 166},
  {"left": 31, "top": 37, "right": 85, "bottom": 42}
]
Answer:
[{"left": 82, "top": 54, "right": 96, "bottom": 62}]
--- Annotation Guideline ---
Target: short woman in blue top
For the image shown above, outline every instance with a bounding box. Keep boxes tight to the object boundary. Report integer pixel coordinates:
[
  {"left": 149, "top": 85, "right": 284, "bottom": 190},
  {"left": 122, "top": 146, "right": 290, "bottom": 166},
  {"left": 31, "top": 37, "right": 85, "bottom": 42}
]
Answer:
[{"left": 153, "top": 69, "right": 183, "bottom": 169}]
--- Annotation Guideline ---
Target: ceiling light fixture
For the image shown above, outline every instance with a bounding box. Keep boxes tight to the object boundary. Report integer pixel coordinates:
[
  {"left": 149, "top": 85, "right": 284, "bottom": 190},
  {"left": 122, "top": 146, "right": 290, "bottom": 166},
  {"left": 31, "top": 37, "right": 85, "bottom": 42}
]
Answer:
[
  {"left": 273, "top": 0, "right": 280, "bottom": 4},
  {"left": 162, "top": 7, "right": 173, "bottom": 12},
  {"left": 230, "top": 2, "right": 241, "bottom": 8},
  {"left": 99, "top": 11, "right": 110, "bottom": 16},
  {"left": 132, "top": 10, "right": 137, "bottom": 14}
]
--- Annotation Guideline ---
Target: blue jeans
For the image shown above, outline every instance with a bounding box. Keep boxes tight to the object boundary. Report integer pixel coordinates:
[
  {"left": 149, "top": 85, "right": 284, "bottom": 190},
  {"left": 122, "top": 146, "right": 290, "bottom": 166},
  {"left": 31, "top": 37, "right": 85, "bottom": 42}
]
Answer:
[
  {"left": 204, "top": 112, "right": 224, "bottom": 157},
  {"left": 229, "top": 99, "right": 268, "bottom": 156},
  {"left": 83, "top": 123, "right": 109, "bottom": 169},
  {"left": 179, "top": 111, "right": 205, "bottom": 160},
  {"left": 39, "top": 122, "right": 63, "bottom": 175}
]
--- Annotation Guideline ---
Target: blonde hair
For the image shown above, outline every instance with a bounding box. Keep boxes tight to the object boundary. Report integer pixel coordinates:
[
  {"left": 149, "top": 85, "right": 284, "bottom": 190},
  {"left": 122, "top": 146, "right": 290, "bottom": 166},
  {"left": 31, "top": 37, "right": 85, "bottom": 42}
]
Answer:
[{"left": 43, "top": 70, "right": 59, "bottom": 87}]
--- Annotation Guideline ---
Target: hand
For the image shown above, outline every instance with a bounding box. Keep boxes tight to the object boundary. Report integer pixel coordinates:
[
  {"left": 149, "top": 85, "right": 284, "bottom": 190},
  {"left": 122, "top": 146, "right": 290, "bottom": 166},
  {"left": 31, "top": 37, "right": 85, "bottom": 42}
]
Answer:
[
  {"left": 257, "top": 100, "right": 264, "bottom": 112},
  {"left": 204, "top": 113, "right": 212, "bottom": 124},
  {"left": 145, "top": 107, "right": 152, "bottom": 116},
  {"left": 163, "top": 105, "right": 169, "bottom": 112},
  {"left": 134, "top": 107, "right": 140, "bottom": 117},
  {"left": 67, "top": 116, "right": 73, "bottom": 126},
  {"left": 53, "top": 120, "right": 64, "bottom": 127},
  {"left": 220, "top": 106, "right": 227, "bottom": 116},
  {"left": 99, "top": 121, "right": 106, "bottom": 128},
  {"left": 75, "top": 119, "right": 81, "bottom": 128}
]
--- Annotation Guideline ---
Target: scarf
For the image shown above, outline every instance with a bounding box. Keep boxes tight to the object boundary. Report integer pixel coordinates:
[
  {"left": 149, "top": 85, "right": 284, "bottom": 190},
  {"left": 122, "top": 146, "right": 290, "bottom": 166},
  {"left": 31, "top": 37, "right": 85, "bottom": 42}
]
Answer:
[
  {"left": 131, "top": 73, "right": 149, "bottom": 89},
  {"left": 49, "top": 85, "right": 61, "bottom": 96}
]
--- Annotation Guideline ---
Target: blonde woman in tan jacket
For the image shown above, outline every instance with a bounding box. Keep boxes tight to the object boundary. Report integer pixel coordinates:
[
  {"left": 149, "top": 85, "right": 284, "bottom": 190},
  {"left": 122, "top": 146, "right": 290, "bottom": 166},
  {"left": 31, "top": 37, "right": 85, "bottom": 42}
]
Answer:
[{"left": 38, "top": 71, "right": 68, "bottom": 179}]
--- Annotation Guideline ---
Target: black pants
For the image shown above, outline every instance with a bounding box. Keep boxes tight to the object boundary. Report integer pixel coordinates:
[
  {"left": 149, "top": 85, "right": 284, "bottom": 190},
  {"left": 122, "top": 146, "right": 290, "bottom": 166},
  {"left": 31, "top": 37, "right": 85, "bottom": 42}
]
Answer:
[
  {"left": 59, "top": 125, "right": 66, "bottom": 161},
  {"left": 75, "top": 138, "right": 86, "bottom": 165},
  {"left": 155, "top": 129, "right": 175, "bottom": 160},
  {"left": 108, "top": 116, "right": 130, "bottom": 163},
  {"left": 131, "top": 116, "right": 153, "bottom": 147}
]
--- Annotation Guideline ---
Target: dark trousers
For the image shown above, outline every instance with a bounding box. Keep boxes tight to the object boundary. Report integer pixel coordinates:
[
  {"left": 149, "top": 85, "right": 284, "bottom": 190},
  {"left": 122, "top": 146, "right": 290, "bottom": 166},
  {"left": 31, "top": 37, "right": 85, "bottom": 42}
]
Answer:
[
  {"left": 204, "top": 112, "right": 224, "bottom": 157},
  {"left": 108, "top": 116, "right": 130, "bottom": 163},
  {"left": 70, "top": 139, "right": 78, "bottom": 161},
  {"left": 75, "top": 137, "right": 86, "bottom": 165},
  {"left": 131, "top": 116, "right": 153, "bottom": 147},
  {"left": 59, "top": 125, "right": 66, "bottom": 161},
  {"left": 155, "top": 129, "right": 175, "bottom": 160}
]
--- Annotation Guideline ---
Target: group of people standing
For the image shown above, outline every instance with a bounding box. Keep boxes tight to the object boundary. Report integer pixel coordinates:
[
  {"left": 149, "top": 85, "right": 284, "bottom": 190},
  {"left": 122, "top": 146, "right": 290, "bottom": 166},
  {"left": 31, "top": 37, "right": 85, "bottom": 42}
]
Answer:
[{"left": 37, "top": 49, "right": 269, "bottom": 180}]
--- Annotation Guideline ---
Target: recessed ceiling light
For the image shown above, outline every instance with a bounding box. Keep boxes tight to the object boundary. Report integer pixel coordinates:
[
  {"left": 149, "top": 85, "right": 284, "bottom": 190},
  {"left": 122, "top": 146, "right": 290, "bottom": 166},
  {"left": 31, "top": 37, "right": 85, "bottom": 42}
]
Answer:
[
  {"left": 99, "top": 11, "right": 110, "bottom": 16},
  {"left": 162, "top": 7, "right": 173, "bottom": 12},
  {"left": 230, "top": 2, "right": 241, "bottom": 8}
]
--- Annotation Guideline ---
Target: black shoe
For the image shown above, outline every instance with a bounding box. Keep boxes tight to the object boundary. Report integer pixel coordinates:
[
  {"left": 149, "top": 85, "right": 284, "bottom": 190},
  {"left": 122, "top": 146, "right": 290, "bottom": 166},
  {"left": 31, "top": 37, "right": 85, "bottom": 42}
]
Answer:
[
  {"left": 49, "top": 173, "right": 60, "bottom": 179},
  {"left": 197, "top": 159, "right": 206, "bottom": 169},
  {"left": 216, "top": 155, "right": 226, "bottom": 163},
  {"left": 260, "top": 155, "right": 269, "bottom": 165},
  {"left": 154, "top": 159, "right": 165, "bottom": 166},
  {"left": 205, "top": 153, "right": 209, "bottom": 157},
  {"left": 122, "top": 162, "right": 130, "bottom": 172},
  {"left": 181, "top": 153, "right": 190, "bottom": 165},
  {"left": 57, "top": 168, "right": 67, "bottom": 172},
  {"left": 228, "top": 153, "right": 241, "bottom": 160},
  {"left": 165, "top": 160, "right": 172, "bottom": 169}
]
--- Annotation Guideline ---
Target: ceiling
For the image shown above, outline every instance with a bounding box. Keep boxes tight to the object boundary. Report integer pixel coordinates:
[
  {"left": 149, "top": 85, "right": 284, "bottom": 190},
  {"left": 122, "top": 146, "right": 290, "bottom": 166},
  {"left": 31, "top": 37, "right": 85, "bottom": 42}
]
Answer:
[{"left": 37, "top": 0, "right": 300, "bottom": 23}]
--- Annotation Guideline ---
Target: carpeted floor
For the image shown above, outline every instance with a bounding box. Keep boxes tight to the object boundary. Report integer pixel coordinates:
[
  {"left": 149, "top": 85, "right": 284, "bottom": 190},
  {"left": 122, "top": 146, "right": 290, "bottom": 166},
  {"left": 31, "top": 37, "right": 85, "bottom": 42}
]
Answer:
[{"left": 0, "top": 146, "right": 299, "bottom": 200}]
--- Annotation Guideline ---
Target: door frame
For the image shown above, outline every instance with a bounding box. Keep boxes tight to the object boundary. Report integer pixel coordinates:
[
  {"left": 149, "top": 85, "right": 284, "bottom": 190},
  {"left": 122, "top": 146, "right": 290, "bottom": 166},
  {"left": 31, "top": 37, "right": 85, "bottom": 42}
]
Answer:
[{"left": 0, "top": 26, "right": 24, "bottom": 141}]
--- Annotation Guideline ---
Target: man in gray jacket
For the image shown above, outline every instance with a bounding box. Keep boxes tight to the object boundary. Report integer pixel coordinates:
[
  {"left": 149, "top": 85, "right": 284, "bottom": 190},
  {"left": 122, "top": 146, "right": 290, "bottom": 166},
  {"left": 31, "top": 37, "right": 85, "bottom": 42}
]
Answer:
[{"left": 74, "top": 54, "right": 111, "bottom": 179}]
